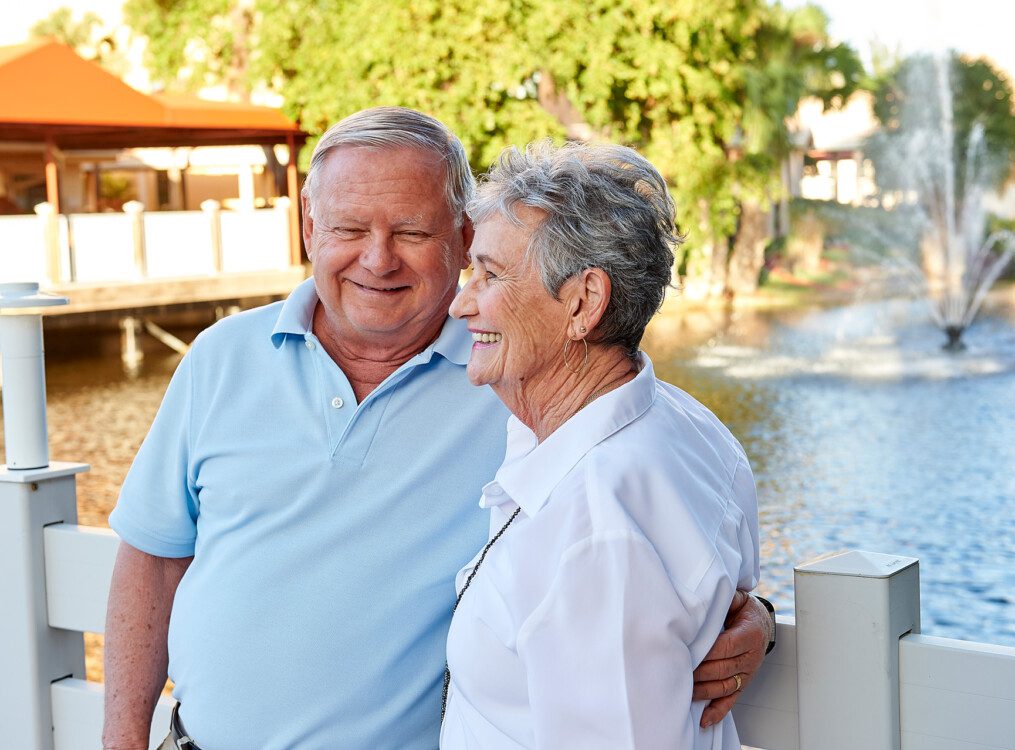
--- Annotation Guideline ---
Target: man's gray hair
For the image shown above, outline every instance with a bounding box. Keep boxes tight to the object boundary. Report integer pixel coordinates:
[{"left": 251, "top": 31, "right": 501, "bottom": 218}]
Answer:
[
  {"left": 469, "top": 140, "right": 682, "bottom": 357},
  {"left": 302, "top": 107, "right": 474, "bottom": 227}
]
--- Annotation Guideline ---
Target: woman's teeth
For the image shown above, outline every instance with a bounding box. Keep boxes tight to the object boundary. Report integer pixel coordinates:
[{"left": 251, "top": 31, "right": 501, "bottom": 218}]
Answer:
[{"left": 472, "top": 332, "right": 503, "bottom": 343}]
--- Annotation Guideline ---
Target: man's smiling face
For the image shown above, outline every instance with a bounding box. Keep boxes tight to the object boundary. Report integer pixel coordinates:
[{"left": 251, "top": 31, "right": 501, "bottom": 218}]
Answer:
[{"left": 303, "top": 145, "right": 469, "bottom": 349}]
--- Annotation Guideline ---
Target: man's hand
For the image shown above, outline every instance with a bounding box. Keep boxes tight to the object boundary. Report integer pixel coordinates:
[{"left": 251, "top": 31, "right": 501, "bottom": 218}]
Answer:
[{"left": 692, "top": 590, "right": 772, "bottom": 728}]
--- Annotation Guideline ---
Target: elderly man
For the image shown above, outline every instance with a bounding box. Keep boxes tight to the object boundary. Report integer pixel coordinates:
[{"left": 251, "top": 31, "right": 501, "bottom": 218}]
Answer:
[{"left": 103, "top": 107, "right": 772, "bottom": 750}]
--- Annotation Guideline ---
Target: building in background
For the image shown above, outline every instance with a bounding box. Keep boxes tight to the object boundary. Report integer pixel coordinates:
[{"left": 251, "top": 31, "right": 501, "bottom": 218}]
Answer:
[
  {"left": 788, "top": 93, "right": 880, "bottom": 207},
  {"left": 0, "top": 40, "right": 306, "bottom": 286},
  {"left": 786, "top": 85, "right": 1015, "bottom": 220},
  {"left": 0, "top": 40, "right": 307, "bottom": 360},
  {"left": 0, "top": 40, "right": 301, "bottom": 219}
]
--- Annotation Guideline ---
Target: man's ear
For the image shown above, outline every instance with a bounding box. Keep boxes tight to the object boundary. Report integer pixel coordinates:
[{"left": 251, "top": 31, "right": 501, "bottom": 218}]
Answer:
[
  {"left": 564, "top": 268, "right": 611, "bottom": 336},
  {"left": 301, "top": 193, "right": 315, "bottom": 259},
  {"left": 459, "top": 217, "right": 475, "bottom": 270}
]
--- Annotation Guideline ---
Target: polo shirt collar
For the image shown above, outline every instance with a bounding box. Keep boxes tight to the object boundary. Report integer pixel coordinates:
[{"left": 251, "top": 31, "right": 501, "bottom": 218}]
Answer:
[
  {"left": 269, "top": 278, "right": 473, "bottom": 366},
  {"left": 425, "top": 315, "right": 473, "bottom": 366},
  {"left": 482, "top": 352, "right": 657, "bottom": 518},
  {"left": 270, "top": 278, "right": 317, "bottom": 345}
]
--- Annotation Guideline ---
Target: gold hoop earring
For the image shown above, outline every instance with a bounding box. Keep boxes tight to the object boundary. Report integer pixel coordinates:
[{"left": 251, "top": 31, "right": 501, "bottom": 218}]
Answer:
[{"left": 562, "top": 337, "right": 589, "bottom": 375}]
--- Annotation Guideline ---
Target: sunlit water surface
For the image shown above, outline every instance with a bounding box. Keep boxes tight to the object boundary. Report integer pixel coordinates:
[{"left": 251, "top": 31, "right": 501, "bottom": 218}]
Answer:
[
  {"left": 3, "top": 292, "right": 1013, "bottom": 649},
  {"left": 644, "top": 294, "right": 1015, "bottom": 646}
]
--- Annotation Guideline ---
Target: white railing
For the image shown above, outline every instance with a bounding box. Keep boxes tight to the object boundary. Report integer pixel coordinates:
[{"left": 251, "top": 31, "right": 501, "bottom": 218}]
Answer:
[
  {"left": 0, "top": 199, "right": 294, "bottom": 286},
  {"left": 0, "top": 214, "right": 49, "bottom": 283},
  {"left": 220, "top": 205, "right": 292, "bottom": 273},
  {"left": 67, "top": 212, "right": 138, "bottom": 283},
  {"left": 138, "top": 210, "right": 216, "bottom": 278},
  {"left": 6, "top": 478, "right": 1014, "bottom": 750},
  {"left": 0, "top": 210, "right": 67, "bottom": 284}
]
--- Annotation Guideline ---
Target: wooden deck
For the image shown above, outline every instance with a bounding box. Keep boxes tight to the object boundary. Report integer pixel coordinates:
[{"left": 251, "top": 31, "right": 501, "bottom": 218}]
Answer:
[{"left": 37, "top": 266, "right": 308, "bottom": 316}]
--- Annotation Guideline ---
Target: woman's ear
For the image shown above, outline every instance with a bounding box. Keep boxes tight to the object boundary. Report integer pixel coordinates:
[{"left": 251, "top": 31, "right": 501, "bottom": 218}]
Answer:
[{"left": 563, "top": 268, "right": 611, "bottom": 338}]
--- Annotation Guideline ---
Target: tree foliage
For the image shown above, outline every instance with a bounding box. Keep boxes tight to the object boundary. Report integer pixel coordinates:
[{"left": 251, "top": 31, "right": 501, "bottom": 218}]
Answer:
[
  {"left": 30, "top": 7, "right": 125, "bottom": 73},
  {"left": 125, "top": 0, "right": 861, "bottom": 292},
  {"left": 124, "top": 0, "right": 256, "bottom": 100},
  {"left": 254, "top": 2, "right": 856, "bottom": 228}
]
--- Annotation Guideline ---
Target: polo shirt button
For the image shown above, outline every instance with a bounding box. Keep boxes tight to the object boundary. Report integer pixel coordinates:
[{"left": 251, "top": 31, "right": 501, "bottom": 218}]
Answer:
[
  {"left": 305, "top": 340, "right": 316, "bottom": 350},
  {"left": 331, "top": 396, "right": 344, "bottom": 409}
]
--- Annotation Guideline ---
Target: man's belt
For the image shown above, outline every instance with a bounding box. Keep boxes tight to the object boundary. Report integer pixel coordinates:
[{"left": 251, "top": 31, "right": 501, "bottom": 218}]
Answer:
[{"left": 169, "top": 703, "right": 203, "bottom": 750}]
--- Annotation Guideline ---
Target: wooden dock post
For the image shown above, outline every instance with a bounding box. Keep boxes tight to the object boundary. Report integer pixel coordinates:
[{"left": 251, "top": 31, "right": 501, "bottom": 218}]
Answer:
[
  {"left": 286, "top": 132, "right": 302, "bottom": 266},
  {"left": 120, "top": 316, "right": 144, "bottom": 374},
  {"left": 44, "top": 139, "right": 61, "bottom": 214},
  {"left": 795, "top": 550, "right": 920, "bottom": 749}
]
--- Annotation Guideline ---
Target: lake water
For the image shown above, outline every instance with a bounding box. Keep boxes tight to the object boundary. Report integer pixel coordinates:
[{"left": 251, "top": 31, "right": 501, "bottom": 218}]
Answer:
[
  {"left": 3, "top": 290, "right": 1014, "bottom": 650},
  {"left": 644, "top": 292, "right": 1015, "bottom": 646}
]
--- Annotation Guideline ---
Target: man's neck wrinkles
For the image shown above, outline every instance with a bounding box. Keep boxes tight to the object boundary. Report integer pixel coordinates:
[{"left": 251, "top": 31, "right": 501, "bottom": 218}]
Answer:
[
  {"left": 312, "top": 304, "right": 444, "bottom": 400},
  {"left": 328, "top": 340, "right": 418, "bottom": 402}
]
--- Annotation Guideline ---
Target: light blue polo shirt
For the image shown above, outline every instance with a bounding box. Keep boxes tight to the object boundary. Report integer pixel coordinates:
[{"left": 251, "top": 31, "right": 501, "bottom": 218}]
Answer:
[{"left": 109, "top": 278, "right": 509, "bottom": 750}]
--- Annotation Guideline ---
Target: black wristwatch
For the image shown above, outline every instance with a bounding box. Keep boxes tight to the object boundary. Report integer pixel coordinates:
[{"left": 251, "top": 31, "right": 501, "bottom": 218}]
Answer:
[{"left": 754, "top": 595, "right": 777, "bottom": 654}]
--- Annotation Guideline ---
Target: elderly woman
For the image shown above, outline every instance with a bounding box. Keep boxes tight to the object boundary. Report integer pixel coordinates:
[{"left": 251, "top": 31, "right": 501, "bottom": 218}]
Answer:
[{"left": 441, "top": 141, "right": 760, "bottom": 749}]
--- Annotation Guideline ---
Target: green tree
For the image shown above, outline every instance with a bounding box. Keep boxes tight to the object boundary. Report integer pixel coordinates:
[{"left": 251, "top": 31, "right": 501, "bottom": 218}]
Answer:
[
  {"left": 124, "top": 0, "right": 256, "bottom": 100},
  {"left": 30, "top": 7, "right": 125, "bottom": 74},
  {"left": 254, "top": 0, "right": 565, "bottom": 168},
  {"left": 129, "top": 0, "right": 861, "bottom": 296},
  {"left": 255, "top": 0, "right": 861, "bottom": 295}
]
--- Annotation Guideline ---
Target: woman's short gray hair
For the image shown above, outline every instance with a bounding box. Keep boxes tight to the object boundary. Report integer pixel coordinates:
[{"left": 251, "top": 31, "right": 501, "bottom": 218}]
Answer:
[
  {"left": 302, "top": 107, "right": 474, "bottom": 227},
  {"left": 470, "top": 140, "right": 682, "bottom": 357}
]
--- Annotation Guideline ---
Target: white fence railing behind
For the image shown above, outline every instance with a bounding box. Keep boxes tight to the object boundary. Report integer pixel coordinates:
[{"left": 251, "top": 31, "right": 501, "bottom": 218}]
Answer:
[
  {"left": 67, "top": 213, "right": 136, "bottom": 283},
  {"left": 221, "top": 205, "right": 291, "bottom": 272},
  {"left": 143, "top": 210, "right": 216, "bottom": 278},
  {"left": 4, "top": 483, "right": 1013, "bottom": 749},
  {"left": 900, "top": 635, "right": 1015, "bottom": 750},
  {"left": 52, "top": 679, "right": 173, "bottom": 750},
  {"left": 1, "top": 201, "right": 293, "bottom": 287},
  {"left": 43, "top": 524, "right": 118, "bottom": 634},
  {"left": 0, "top": 213, "right": 62, "bottom": 284}
]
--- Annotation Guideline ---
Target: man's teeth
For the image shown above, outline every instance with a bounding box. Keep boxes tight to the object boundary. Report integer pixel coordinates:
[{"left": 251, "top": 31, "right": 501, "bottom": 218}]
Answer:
[
  {"left": 357, "top": 282, "right": 401, "bottom": 291},
  {"left": 472, "top": 332, "right": 503, "bottom": 343}
]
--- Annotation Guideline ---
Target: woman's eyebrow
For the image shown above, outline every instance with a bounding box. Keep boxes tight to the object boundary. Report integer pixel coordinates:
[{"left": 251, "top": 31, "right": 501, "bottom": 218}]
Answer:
[{"left": 474, "top": 253, "right": 504, "bottom": 269}]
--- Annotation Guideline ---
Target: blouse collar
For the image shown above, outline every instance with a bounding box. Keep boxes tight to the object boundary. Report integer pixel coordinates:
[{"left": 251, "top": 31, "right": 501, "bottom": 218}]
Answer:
[{"left": 481, "top": 352, "right": 657, "bottom": 518}]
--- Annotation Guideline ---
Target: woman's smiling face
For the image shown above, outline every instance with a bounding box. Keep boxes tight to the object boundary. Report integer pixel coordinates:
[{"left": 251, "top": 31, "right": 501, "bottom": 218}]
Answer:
[{"left": 450, "top": 207, "right": 569, "bottom": 394}]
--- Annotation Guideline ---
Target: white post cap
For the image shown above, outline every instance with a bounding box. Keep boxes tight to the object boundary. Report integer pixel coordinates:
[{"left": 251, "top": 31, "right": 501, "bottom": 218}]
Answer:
[
  {"left": 0, "top": 283, "right": 68, "bottom": 310},
  {"left": 796, "top": 550, "right": 918, "bottom": 578}
]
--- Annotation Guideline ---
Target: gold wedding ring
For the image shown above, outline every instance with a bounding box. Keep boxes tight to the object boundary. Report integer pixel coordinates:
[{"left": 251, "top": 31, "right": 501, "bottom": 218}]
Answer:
[{"left": 733, "top": 673, "right": 743, "bottom": 692}]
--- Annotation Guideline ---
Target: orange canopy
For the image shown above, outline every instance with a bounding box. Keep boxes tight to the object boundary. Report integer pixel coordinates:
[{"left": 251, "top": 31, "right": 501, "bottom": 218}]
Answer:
[{"left": 0, "top": 40, "right": 305, "bottom": 148}]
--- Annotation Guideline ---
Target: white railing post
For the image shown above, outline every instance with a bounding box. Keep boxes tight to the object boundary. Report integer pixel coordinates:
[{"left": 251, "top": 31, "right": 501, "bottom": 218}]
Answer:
[
  {"left": 0, "top": 283, "right": 89, "bottom": 749},
  {"left": 201, "top": 199, "right": 224, "bottom": 273},
  {"left": 0, "top": 283, "right": 66, "bottom": 469},
  {"left": 0, "top": 465, "right": 89, "bottom": 749},
  {"left": 794, "top": 550, "right": 920, "bottom": 749},
  {"left": 34, "top": 202, "right": 63, "bottom": 285},
  {"left": 123, "top": 200, "right": 147, "bottom": 278}
]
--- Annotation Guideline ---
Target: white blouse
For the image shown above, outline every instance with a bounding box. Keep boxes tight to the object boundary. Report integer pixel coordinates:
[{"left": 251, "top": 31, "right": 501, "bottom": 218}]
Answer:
[{"left": 441, "top": 354, "right": 760, "bottom": 749}]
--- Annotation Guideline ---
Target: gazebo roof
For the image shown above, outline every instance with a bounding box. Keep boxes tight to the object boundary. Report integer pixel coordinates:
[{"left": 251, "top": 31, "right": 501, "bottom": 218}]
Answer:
[{"left": 0, "top": 40, "right": 305, "bottom": 148}]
